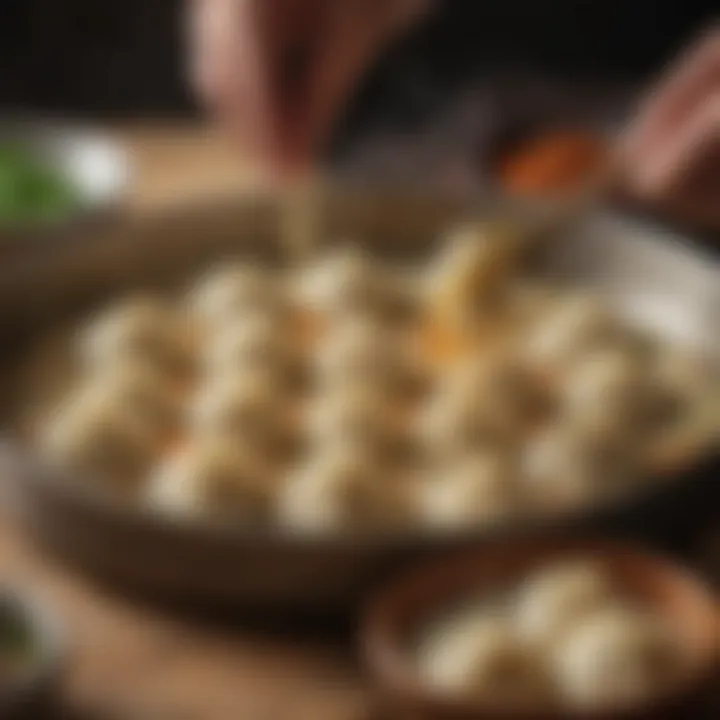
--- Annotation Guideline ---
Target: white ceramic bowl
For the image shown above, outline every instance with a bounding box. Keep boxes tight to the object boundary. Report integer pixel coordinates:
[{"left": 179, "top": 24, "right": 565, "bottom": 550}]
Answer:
[{"left": 0, "top": 119, "right": 130, "bottom": 252}]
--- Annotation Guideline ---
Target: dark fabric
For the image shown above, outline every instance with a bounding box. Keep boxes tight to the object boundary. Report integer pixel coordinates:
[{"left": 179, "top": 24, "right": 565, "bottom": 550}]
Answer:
[
  {"left": 0, "top": 0, "right": 715, "bottom": 118},
  {"left": 0, "top": 0, "right": 193, "bottom": 117},
  {"left": 332, "top": 0, "right": 718, "bottom": 154}
]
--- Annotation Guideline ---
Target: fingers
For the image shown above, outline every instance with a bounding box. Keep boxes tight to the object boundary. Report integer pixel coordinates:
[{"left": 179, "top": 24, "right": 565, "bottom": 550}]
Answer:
[
  {"left": 249, "top": 0, "right": 425, "bottom": 174},
  {"left": 187, "top": 0, "right": 239, "bottom": 110},
  {"left": 619, "top": 25, "right": 720, "bottom": 230},
  {"left": 188, "top": 0, "right": 271, "bottom": 158},
  {"left": 625, "top": 88, "right": 720, "bottom": 232},
  {"left": 631, "top": 92, "right": 720, "bottom": 198},
  {"left": 624, "top": 26, "right": 720, "bottom": 164},
  {"left": 188, "top": 0, "right": 430, "bottom": 177},
  {"left": 255, "top": 0, "right": 329, "bottom": 171}
]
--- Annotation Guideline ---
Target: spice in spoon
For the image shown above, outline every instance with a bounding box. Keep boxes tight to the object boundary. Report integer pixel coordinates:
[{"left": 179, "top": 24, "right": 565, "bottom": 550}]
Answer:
[{"left": 495, "top": 128, "right": 607, "bottom": 199}]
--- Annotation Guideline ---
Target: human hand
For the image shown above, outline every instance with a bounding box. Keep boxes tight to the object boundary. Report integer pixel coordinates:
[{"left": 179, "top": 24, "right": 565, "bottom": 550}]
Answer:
[
  {"left": 189, "top": 0, "right": 428, "bottom": 178},
  {"left": 622, "top": 28, "right": 720, "bottom": 231}
]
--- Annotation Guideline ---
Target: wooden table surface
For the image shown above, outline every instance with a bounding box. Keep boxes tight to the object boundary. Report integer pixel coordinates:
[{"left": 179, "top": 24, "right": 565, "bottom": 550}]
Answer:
[
  {"left": 0, "top": 522, "right": 371, "bottom": 719},
  {"left": 0, "top": 124, "right": 374, "bottom": 720},
  {"left": 117, "top": 124, "right": 267, "bottom": 216}
]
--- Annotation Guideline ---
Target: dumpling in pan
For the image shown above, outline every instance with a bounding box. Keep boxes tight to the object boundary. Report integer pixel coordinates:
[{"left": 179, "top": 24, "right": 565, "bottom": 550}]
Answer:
[
  {"left": 202, "top": 312, "right": 297, "bottom": 381},
  {"left": 419, "top": 450, "right": 519, "bottom": 528},
  {"left": 559, "top": 347, "right": 657, "bottom": 438},
  {"left": 190, "top": 263, "right": 286, "bottom": 328},
  {"left": 420, "top": 355, "right": 537, "bottom": 454},
  {"left": 553, "top": 606, "right": 682, "bottom": 710},
  {"left": 523, "top": 294, "right": 621, "bottom": 372},
  {"left": 521, "top": 422, "right": 636, "bottom": 510},
  {"left": 83, "top": 358, "right": 183, "bottom": 434},
  {"left": 425, "top": 222, "right": 521, "bottom": 331},
  {"left": 189, "top": 371, "right": 292, "bottom": 451},
  {"left": 649, "top": 347, "right": 715, "bottom": 427},
  {"left": 78, "top": 296, "right": 192, "bottom": 375},
  {"left": 307, "top": 383, "right": 411, "bottom": 460},
  {"left": 315, "top": 318, "right": 416, "bottom": 396},
  {"left": 654, "top": 347, "right": 711, "bottom": 400},
  {"left": 38, "top": 388, "right": 160, "bottom": 487},
  {"left": 277, "top": 442, "right": 410, "bottom": 531},
  {"left": 146, "top": 437, "right": 276, "bottom": 521},
  {"left": 295, "top": 246, "right": 411, "bottom": 322}
]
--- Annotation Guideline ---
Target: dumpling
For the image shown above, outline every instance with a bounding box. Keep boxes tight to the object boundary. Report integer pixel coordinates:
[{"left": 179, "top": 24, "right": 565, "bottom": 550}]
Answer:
[
  {"left": 507, "top": 282, "right": 561, "bottom": 325},
  {"left": 306, "top": 383, "right": 410, "bottom": 460},
  {"left": 646, "top": 348, "right": 719, "bottom": 447},
  {"left": 38, "top": 389, "right": 159, "bottom": 487},
  {"left": 146, "top": 438, "right": 276, "bottom": 520},
  {"left": 651, "top": 347, "right": 714, "bottom": 423},
  {"left": 654, "top": 347, "right": 710, "bottom": 399},
  {"left": 554, "top": 606, "right": 681, "bottom": 709},
  {"left": 417, "top": 611, "right": 547, "bottom": 706},
  {"left": 277, "top": 443, "right": 410, "bottom": 531},
  {"left": 188, "top": 371, "right": 292, "bottom": 450},
  {"left": 523, "top": 294, "right": 621, "bottom": 371},
  {"left": 314, "top": 318, "right": 414, "bottom": 395},
  {"left": 419, "top": 451, "right": 519, "bottom": 528},
  {"left": 82, "top": 359, "right": 182, "bottom": 433},
  {"left": 78, "top": 296, "right": 192, "bottom": 374},
  {"left": 189, "top": 264, "right": 285, "bottom": 328},
  {"left": 521, "top": 423, "right": 635, "bottom": 510},
  {"left": 426, "top": 222, "right": 520, "bottom": 330},
  {"left": 420, "top": 355, "right": 536, "bottom": 454},
  {"left": 202, "top": 312, "right": 296, "bottom": 380},
  {"left": 514, "top": 562, "right": 614, "bottom": 648},
  {"left": 295, "top": 246, "right": 410, "bottom": 322},
  {"left": 559, "top": 347, "right": 656, "bottom": 438}
]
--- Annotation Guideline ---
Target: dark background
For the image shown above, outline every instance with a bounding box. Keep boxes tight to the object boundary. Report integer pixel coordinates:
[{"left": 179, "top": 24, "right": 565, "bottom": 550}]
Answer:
[{"left": 0, "top": 1, "right": 716, "bottom": 144}]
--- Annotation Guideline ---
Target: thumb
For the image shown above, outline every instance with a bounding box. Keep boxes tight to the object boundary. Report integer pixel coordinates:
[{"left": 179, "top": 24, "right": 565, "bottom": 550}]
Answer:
[{"left": 628, "top": 92, "right": 720, "bottom": 201}]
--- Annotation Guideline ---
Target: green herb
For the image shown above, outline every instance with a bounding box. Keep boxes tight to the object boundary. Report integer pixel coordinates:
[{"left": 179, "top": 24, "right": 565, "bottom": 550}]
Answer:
[
  {"left": 0, "top": 143, "right": 81, "bottom": 226},
  {"left": 0, "top": 600, "right": 36, "bottom": 678}
]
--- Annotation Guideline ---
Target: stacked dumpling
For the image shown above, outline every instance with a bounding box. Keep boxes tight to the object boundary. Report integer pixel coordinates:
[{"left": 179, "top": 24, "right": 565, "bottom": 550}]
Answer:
[
  {"left": 416, "top": 560, "right": 685, "bottom": 712},
  {"left": 293, "top": 245, "right": 417, "bottom": 326},
  {"left": 39, "top": 297, "right": 192, "bottom": 490},
  {"left": 145, "top": 264, "right": 299, "bottom": 520},
  {"left": 33, "top": 230, "right": 715, "bottom": 531},
  {"left": 280, "top": 247, "right": 423, "bottom": 532},
  {"left": 417, "top": 611, "right": 550, "bottom": 709},
  {"left": 416, "top": 349, "right": 539, "bottom": 527},
  {"left": 517, "top": 290, "right": 698, "bottom": 511}
]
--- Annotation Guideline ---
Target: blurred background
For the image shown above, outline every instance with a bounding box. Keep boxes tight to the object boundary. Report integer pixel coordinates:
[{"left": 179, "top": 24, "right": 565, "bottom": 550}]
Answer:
[{"left": 0, "top": 1, "right": 716, "bottom": 173}]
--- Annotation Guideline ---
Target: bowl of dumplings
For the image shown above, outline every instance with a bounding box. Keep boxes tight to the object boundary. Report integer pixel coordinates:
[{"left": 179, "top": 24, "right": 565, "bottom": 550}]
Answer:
[
  {"left": 363, "top": 539, "right": 719, "bottom": 719},
  {"left": 4, "top": 187, "right": 718, "bottom": 607}
]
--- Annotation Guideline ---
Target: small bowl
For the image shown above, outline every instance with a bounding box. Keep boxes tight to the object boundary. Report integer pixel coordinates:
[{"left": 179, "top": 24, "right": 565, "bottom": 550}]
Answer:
[
  {"left": 0, "top": 587, "right": 67, "bottom": 717},
  {"left": 362, "top": 538, "right": 719, "bottom": 720},
  {"left": 0, "top": 119, "right": 130, "bottom": 255}
]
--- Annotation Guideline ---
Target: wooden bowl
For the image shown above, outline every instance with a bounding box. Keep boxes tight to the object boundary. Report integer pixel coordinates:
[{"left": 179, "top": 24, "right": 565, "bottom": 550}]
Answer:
[{"left": 362, "top": 538, "right": 719, "bottom": 720}]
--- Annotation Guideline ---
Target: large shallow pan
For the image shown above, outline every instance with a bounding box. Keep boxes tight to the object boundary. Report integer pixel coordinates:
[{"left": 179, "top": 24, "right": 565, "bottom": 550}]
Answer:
[{"left": 0, "top": 188, "right": 717, "bottom": 611}]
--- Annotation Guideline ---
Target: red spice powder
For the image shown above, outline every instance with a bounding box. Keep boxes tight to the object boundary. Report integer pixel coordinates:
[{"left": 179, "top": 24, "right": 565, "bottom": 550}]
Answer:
[{"left": 496, "top": 128, "right": 607, "bottom": 198}]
